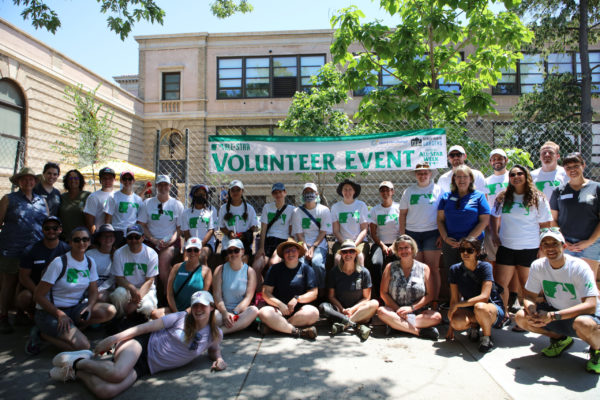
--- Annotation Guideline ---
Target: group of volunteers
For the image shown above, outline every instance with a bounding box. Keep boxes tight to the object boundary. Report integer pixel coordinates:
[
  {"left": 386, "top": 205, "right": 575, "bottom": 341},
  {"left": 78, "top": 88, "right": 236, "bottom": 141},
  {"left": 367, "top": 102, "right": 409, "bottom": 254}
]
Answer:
[{"left": 0, "top": 140, "right": 598, "bottom": 397}]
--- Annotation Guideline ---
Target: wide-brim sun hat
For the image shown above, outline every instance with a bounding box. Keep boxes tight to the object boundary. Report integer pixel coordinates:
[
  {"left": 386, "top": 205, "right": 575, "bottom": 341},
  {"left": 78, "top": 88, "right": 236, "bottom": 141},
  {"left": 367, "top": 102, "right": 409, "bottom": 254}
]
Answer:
[
  {"left": 336, "top": 179, "right": 361, "bottom": 198},
  {"left": 276, "top": 239, "right": 306, "bottom": 258},
  {"left": 336, "top": 239, "right": 359, "bottom": 255},
  {"left": 10, "top": 167, "right": 37, "bottom": 185}
]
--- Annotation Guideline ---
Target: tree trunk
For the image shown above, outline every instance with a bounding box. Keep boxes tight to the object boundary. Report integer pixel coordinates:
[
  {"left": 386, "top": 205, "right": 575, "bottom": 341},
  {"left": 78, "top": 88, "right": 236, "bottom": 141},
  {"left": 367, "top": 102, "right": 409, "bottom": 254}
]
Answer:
[{"left": 579, "top": 0, "right": 593, "bottom": 162}]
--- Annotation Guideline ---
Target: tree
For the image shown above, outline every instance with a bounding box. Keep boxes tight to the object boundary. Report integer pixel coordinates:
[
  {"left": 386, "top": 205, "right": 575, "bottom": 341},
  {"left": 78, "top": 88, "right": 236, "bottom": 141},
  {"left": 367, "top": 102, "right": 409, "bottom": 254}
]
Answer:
[
  {"left": 55, "top": 84, "right": 117, "bottom": 188},
  {"left": 13, "top": 0, "right": 252, "bottom": 40},
  {"left": 329, "top": 0, "right": 533, "bottom": 123}
]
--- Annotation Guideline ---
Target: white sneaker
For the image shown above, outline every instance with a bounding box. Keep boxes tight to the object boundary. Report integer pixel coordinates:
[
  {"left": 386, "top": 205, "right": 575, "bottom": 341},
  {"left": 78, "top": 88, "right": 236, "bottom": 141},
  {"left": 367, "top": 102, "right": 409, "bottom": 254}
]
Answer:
[
  {"left": 49, "top": 366, "right": 76, "bottom": 382},
  {"left": 52, "top": 349, "right": 93, "bottom": 367}
]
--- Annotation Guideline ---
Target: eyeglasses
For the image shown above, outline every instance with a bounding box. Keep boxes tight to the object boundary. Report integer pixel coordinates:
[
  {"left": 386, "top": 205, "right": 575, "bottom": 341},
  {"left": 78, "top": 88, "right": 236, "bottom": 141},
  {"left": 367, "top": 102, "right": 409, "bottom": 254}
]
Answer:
[
  {"left": 509, "top": 171, "right": 525, "bottom": 178},
  {"left": 72, "top": 237, "right": 90, "bottom": 243},
  {"left": 459, "top": 247, "right": 476, "bottom": 254},
  {"left": 68, "top": 176, "right": 80, "bottom": 181},
  {"left": 127, "top": 234, "right": 142, "bottom": 241},
  {"left": 228, "top": 248, "right": 241, "bottom": 254},
  {"left": 340, "top": 249, "right": 356, "bottom": 255},
  {"left": 540, "top": 227, "right": 561, "bottom": 234},
  {"left": 283, "top": 247, "right": 298, "bottom": 254},
  {"left": 448, "top": 152, "right": 463, "bottom": 158},
  {"left": 43, "top": 225, "right": 60, "bottom": 231},
  {"left": 121, "top": 177, "right": 134, "bottom": 182},
  {"left": 186, "top": 248, "right": 200, "bottom": 253},
  {"left": 158, "top": 203, "right": 163, "bottom": 215}
]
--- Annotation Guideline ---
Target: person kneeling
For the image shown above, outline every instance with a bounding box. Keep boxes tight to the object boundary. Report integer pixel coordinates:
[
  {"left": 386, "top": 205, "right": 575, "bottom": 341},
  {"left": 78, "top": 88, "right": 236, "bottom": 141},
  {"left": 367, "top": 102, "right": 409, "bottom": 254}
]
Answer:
[
  {"left": 48, "top": 291, "right": 226, "bottom": 398},
  {"left": 258, "top": 239, "right": 319, "bottom": 339},
  {"left": 515, "top": 228, "right": 600, "bottom": 374}
]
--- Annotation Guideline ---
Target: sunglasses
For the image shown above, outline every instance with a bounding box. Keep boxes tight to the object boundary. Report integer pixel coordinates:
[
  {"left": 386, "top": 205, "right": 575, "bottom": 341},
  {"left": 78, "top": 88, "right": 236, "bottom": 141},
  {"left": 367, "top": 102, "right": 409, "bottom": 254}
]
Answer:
[
  {"left": 72, "top": 237, "right": 90, "bottom": 243},
  {"left": 228, "top": 248, "right": 241, "bottom": 254},
  {"left": 186, "top": 248, "right": 200, "bottom": 253},
  {"left": 448, "top": 152, "right": 463, "bottom": 158},
  {"left": 540, "top": 227, "right": 561, "bottom": 234},
  {"left": 509, "top": 171, "right": 525, "bottom": 178},
  {"left": 121, "top": 177, "right": 134, "bottom": 181},
  {"left": 158, "top": 203, "right": 163, "bottom": 215},
  {"left": 43, "top": 225, "right": 60, "bottom": 231},
  {"left": 459, "top": 247, "right": 476, "bottom": 254},
  {"left": 340, "top": 249, "right": 356, "bottom": 255},
  {"left": 127, "top": 234, "right": 142, "bottom": 241}
]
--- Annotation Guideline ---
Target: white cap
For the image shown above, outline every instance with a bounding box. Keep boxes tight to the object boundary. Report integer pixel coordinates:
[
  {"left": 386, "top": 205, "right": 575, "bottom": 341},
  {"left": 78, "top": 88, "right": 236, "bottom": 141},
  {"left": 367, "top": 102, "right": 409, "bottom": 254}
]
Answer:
[
  {"left": 379, "top": 181, "right": 394, "bottom": 189},
  {"left": 303, "top": 183, "right": 318, "bottom": 193},
  {"left": 190, "top": 291, "right": 214, "bottom": 306},
  {"left": 490, "top": 149, "right": 507, "bottom": 159},
  {"left": 540, "top": 229, "right": 565, "bottom": 244},
  {"left": 185, "top": 237, "right": 203, "bottom": 250},
  {"left": 227, "top": 238, "right": 244, "bottom": 249},
  {"left": 448, "top": 145, "right": 466, "bottom": 155},
  {"left": 156, "top": 175, "right": 171, "bottom": 184},
  {"left": 229, "top": 180, "right": 244, "bottom": 190}
]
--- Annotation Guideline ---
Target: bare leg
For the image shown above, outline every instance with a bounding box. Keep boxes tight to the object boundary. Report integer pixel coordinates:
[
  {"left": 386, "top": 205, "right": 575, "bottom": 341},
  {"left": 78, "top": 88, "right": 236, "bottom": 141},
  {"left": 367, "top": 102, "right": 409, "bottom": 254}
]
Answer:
[
  {"left": 158, "top": 247, "right": 175, "bottom": 293},
  {"left": 151, "top": 307, "right": 170, "bottom": 320},
  {"left": 473, "top": 302, "right": 498, "bottom": 337},
  {"left": 349, "top": 300, "right": 379, "bottom": 324},
  {"left": 42, "top": 326, "right": 90, "bottom": 351},
  {"left": 377, "top": 306, "right": 418, "bottom": 335},
  {"left": 251, "top": 256, "right": 268, "bottom": 291},
  {"left": 287, "top": 305, "right": 319, "bottom": 327},
  {"left": 415, "top": 310, "right": 443, "bottom": 329},
  {"left": 493, "top": 264, "right": 514, "bottom": 312},
  {"left": 448, "top": 308, "right": 476, "bottom": 332},
  {"left": 216, "top": 306, "right": 259, "bottom": 334},
  {"left": 573, "top": 316, "right": 600, "bottom": 350},
  {"left": 16, "top": 289, "right": 34, "bottom": 315},
  {"left": 88, "top": 302, "right": 117, "bottom": 324},
  {"left": 258, "top": 306, "right": 296, "bottom": 334},
  {"left": 515, "top": 309, "right": 563, "bottom": 339},
  {"left": 421, "top": 250, "right": 441, "bottom": 300},
  {"left": 582, "top": 258, "right": 599, "bottom": 290}
]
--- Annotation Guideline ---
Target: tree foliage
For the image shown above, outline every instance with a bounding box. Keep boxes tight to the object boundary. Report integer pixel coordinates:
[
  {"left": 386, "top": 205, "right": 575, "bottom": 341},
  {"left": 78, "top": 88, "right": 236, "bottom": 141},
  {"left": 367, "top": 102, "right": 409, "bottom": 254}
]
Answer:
[
  {"left": 13, "top": 0, "right": 252, "bottom": 39},
  {"left": 55, "top": 84, "right": 117, "bottom": 173},
  {"left": 329, "top": 0, "right": 533, "bottom": 122}
]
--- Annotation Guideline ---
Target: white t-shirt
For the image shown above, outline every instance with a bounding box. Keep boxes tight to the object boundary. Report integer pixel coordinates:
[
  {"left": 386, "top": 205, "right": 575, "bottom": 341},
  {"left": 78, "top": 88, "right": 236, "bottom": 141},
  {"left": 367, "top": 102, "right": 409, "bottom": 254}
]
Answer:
[
  {"left": 104, "top": 191, "right": 143, "bottom": 233},
  {"left": 399, "top": 183, "right": 443, "bottom": 232},
  {"left": 531, "top": 166, "right": 569, "bottom": 200},
  {"left": 526, "top": 254, "right": 600, "bottom": 315},
  {"left": 260, "top": 202, "right": 296, "bottom": 240},
  {"left": 85, "top": 248, "right": 113, "bottom": 292},
  {"left": 491, "top": 194, "right": 553, "bottom": 250},
  {"left": 291, "top": 204, "right": 333, "bottom": 249},
  {"left": 84, "top": 190, "right": 113, "bottom": 229},
  {"left": 137, "top": 197, "right": 184, "bottom": 241},
  {"left": 368, "top": 202, "right": 401, "bottom": 244},
  {"left": 484, "top": 172, "right": 509, "bottom": 207},
  {"left": 218, "top": 202, "right": 258, "bottom": 249},
  {"left": 111, "top": 244, "right": 159, "bottom": 289},
  {"left": 437, "top": 168, "right": 486, "bottom": 193},
  {"left": 331, "top": 199, "right": 369, "bottom": 242},
  {"left": 179, "top": 206, "right": 217, "bottom": 248},
  {"left": 39, "top": 253, "right": 98, "bottom": 308}
]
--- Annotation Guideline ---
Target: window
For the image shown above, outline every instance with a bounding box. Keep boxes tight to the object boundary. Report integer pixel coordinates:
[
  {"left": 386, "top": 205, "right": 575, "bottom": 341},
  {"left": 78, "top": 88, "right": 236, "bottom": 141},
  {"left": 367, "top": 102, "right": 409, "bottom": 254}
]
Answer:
[
  {"left": 519, "top": 54, "right": 544, "bottom": 94},
  {"left": 0, "top": 79, "right": 25, "bottom": 173},
  {"left": 162, "top": 72, "right": 181, "bottom": 100},
  {"left": 216, "top": 126, "right": 293, "bottom": 136},
  {"left": 576, "top": 52, "right": 600, "bottom": 93},
  {"left": 217, "top": 55, "right": 326, "bottom": 99}
]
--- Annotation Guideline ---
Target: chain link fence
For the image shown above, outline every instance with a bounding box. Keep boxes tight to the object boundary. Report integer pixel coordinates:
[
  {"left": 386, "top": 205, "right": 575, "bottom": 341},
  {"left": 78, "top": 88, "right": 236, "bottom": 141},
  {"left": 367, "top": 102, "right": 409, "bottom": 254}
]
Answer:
[
  {"left": 156, "top": 120, "right": 600, "bottom": 210},
  {"left": 0, "top": 134, "right": 26, "bottom": 193}
]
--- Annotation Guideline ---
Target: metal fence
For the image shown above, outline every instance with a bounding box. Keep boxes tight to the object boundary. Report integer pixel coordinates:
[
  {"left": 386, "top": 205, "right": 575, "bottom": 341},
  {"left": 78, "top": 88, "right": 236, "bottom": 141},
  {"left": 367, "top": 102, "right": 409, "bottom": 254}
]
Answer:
[
  {"left": 0, "top": 134, "right": 26, "bottom": 192},
  {"left": 156, "top": 120, "right": 600, "bottom": 210}
]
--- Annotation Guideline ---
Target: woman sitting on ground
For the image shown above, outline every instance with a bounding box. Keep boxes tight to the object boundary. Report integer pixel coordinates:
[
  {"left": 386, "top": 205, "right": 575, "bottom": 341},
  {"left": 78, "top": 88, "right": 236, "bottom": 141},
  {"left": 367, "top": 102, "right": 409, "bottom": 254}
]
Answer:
[
  {"left": 377, "top": 235, "right": 442, "bottom": 341},
  {"left": 48, "top": 291, "right": 226, "bottom": 398},
  {"left": 319, "top": 240, "right": 379, "bottom": 341},
  {"left": 152, "top": 237, "right": 212, "bottom": 319},
  {"left": 213, "top": 239, "right": 259, "bottom": 334},
  {"left": 446, "top": 237, "right": 505, "bottom": 353}
]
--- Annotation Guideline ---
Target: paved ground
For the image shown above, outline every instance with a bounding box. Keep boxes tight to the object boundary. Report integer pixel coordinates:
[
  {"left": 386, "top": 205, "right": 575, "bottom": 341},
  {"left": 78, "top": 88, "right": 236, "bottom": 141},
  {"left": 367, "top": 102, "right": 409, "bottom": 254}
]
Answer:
[{"left": 0, "top": 319, "right": 598, "bottom": 400}]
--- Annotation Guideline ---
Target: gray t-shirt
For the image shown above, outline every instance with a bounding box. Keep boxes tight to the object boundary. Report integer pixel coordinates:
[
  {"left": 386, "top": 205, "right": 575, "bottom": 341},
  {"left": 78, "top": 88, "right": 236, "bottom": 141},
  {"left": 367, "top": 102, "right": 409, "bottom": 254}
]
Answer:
[
  {"left": 550, "top": 180, "right": 600, "bottom": 240},
  {"left": 326, "top": 266, "right": 372, "bottom": 309}
]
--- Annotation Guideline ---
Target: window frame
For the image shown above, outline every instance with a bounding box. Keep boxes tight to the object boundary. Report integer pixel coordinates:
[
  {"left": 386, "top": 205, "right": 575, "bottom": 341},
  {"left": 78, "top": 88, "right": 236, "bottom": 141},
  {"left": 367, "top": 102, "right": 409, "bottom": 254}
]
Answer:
[{"left": 161, "top": 72, "right": 181, "bottom": 101}]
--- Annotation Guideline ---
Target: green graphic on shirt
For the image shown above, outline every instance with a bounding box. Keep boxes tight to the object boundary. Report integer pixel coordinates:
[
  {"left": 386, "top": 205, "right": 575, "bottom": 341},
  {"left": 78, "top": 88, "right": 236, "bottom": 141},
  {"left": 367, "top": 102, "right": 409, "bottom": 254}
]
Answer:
[
  {"left": 377, "top": 214, "right": 399, "bottom": 225},
  {"left": 123, "top": 262, "right": 148, "bottom": 276},
  {"left": 535, "top": 180, "right": 560, "bottom": 192},
  {"left": 268, "top": 212, "right": 287, "bottom": 224},
  {"left": 226, "top": 214, "right": 246, "bottom": 226},
  {"left": 409, "top": 193, "right": 433, "bottom": 205},
  {"left": 585, "top": 281, "right": 594, "bottom": 290},
  {"left": 189, "top": 216, "right": 210, "bottom": 229},
  {"left": 118, "top": 202, "right": 139, "bottom": 213},
  {"left": 151, "top": 210, "right": 174, "bottom": 221},
  {"left": 487, "top": 182, "right": 508, "bottom": 195},
  {"left": 66, "top": 268, "right": 90, "bottom": 283},
  {"left": 501, "top": 202, "right": 529, "bottom": 216},
  {"left": 302, "top": 217, "right": 321, "bottom": 229},
  {"left": 543, "top": 280, "right": 576, "bottom": 300},
  {"left": 339, "top": 211, "right": 360, "bottom": 224}
]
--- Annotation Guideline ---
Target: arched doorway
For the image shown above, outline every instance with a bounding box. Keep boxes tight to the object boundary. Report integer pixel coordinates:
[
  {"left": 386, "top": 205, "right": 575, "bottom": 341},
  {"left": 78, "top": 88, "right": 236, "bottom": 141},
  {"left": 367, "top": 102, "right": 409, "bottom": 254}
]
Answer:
[{"left": 0, "top": 79, "right": 25, "bottom": 179}]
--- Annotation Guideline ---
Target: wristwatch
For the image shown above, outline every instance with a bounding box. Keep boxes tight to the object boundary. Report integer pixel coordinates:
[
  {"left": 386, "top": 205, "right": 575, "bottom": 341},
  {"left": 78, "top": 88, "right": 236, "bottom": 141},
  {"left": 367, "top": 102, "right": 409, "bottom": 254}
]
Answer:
[
  {"left": 553, "top": 311, "right": 562, "bottom": 321},
  {"left": 294, "top": 295, "right": 300, "bottom": 301}
]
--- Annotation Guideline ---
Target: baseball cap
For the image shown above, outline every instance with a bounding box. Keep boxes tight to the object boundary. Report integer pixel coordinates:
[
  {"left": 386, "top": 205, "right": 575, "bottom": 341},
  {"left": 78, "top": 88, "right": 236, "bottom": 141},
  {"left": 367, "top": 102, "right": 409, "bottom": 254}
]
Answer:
[
  {"left": 99, "top": 167, "right": 116, "bottom": 177},
  {"left": 227, "top": 239, "right": 244, "bottom": 249},
  {"left": 185, "top": 237, "right": 203, "bottom": 250},
  {"left": 489, "top": 149, "right": 507, "bottom": 159},
  {"left": 96, "top": 224, "right": 115, "bottom": 234},
  {"left": 448, "top": 145, "right": 466, "bottom": 155},
  {"left": 156, "top": 175, "right": 171, "bottom": 185},
  {"left": 540, "top": 227, "right": 565, "bottom": 244},
  {"left": 302, "top": 183, "right": 318, "bottom": 193},
  {"left": 190, "top": 291, "right": 214, "bottom": 307},
  {"left": 271, "top": 182, "right": 286, "bottom": 192},
  {"left": 120, "top": 171, "right": 135, "bottom": 179},
  {"left": 229, "top": 180, "right": 244, "bottom": 190},
  {"left": 379, "top": 181, "right": 394, "bottom": 189},
  {"left": 126, "top": 224, "right": 144, "bottom": 237},
  {"left": 43, "top": 216, "right": 62, "bottom": 226}
]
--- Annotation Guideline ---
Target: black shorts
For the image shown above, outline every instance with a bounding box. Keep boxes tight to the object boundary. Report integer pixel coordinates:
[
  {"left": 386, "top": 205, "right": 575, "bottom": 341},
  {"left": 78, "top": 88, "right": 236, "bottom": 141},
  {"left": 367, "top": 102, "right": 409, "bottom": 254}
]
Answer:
[
  {"left": 132, "top": 333, "right": 151, "bottom": 378},
  {"left": 265, "top": 237, "right": 287, "bottom": 258},
  {"left": 495, "top": 246, "right": 539, "bottom": 267}
]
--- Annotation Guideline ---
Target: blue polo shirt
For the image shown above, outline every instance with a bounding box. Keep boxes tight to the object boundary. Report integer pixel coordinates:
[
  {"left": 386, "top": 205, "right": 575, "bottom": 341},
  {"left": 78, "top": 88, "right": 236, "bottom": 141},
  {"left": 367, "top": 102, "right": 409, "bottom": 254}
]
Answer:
[{"left": 438, "top": 190, "right": 490, "bottom": 240}]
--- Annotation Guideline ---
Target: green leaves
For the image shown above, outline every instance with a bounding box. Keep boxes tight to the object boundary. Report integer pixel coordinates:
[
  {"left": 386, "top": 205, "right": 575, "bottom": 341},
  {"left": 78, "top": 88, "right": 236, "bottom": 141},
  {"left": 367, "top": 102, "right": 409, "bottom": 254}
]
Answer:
[
  {"left": 16, "top": 0, "right": 61, "bottom": 33},
  {"left": 210, "top": 0, "right": 253, "bottom": 19}
]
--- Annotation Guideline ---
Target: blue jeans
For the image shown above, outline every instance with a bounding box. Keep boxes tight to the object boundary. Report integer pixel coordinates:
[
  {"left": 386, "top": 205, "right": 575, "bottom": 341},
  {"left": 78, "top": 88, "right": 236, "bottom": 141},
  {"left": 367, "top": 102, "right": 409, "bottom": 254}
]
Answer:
[{"left": 300, "top": 246, "right": 328, "bottom": 288}]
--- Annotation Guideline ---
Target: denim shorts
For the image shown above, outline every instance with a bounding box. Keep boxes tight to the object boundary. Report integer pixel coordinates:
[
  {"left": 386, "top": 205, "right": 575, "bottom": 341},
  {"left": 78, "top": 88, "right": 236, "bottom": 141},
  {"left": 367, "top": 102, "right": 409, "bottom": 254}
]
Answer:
[
  {"left": 405, "top": 229, "right": 439, "bottom": 252},
  {"left": 464, "top": 302, "right": 505, "bottom": 328},
  {"left": 538, "top": 302, "right": 600, "bottom": 336},
  {"left": 563, "top": 236, "right": 600, "bottom": 261},
  {"left": 35, "top": 303, "right": 87, "bottom": 337}
]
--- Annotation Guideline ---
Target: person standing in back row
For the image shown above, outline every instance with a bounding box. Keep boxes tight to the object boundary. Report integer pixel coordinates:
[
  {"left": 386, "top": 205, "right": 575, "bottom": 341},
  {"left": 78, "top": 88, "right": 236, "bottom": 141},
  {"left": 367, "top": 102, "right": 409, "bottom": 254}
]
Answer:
[
  {"left": 105, "top": 171, "right": 143, "bottom": 246},
  {"left": 437, "top": 145, "right": 486, "bottom": 193},
  {"left": 531, "top": 141, "right": 569, "bottom": 200},
  {"left": 84, "top": 167, "right": 115, "bottom": 234}
]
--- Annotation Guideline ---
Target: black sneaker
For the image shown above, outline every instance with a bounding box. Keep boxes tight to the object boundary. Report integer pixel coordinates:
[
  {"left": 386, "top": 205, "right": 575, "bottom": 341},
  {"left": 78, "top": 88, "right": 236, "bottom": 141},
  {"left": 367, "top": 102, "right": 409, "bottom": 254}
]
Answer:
[
  {"left": 478, "top": 336, "right": 494, "bottom": 353},
  {"left": 299, "top": 326, "right": 317, "bottom": 340},
  {"left": 419, "top": 327, "right": 439, "bottom": 341}
]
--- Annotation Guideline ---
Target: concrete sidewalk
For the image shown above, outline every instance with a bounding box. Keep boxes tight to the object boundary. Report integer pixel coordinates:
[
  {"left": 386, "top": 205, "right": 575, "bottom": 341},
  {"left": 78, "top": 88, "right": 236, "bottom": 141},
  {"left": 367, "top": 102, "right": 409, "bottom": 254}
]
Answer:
[{"left": 0, "top": 322, "right": 597, "bottom": 399}]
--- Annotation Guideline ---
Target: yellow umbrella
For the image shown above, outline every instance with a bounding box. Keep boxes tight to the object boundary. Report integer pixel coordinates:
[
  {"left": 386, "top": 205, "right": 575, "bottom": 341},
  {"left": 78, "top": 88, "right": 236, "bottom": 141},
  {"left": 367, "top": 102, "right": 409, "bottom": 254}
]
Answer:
[{"left": 80, "top": 159, "right": 156, "bottom": 185}]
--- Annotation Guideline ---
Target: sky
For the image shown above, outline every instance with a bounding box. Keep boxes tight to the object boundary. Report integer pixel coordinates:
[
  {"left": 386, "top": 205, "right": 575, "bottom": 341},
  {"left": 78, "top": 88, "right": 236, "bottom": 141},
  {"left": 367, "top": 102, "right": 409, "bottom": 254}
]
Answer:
[{"left": 0, "top": 0, "right": 400, "bottom": 83}]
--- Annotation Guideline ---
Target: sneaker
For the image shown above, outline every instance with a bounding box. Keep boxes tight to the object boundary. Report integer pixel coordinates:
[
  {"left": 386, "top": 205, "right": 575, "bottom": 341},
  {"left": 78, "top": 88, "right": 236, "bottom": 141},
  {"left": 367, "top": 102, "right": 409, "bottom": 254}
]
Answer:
[
  {"left": 357, "top": 324, "right": 371, "bottom": 341},
  {"left": 299, "top": 326, "right": 317, "bottom": 340},
  {"left": 541, "top": 336, "right": 574, "bottom": 358},
  {"left": 586, "top": 349, "right": 600, "bottom": 374},
  {"left": 49, "top": 366, "right": 76, "bottom": 382},
  {"left": 257, "top": 321, "right": 271, "bottom": 336},
  {"left": 419, "top": 327, "right": 439, "bottom": 341},
  {"left": 467, "top": 326, "right": 480, "bottom": 342},
  {"left": 478, "top": 336, "right": 494, "bottom": 353},
  {"left": 330, "top": 322, "right": 346, "bottom": 335},
  {"left": 0, "top": 316, "right": 13, "bottom": 334},
  {"left": 495, "top": 316, "right": 511, "bottom": 329},
  {"left": 52, "top": 349, "right": 93, "bottom": 367},
  {"left": 25, "top": 326, "right": 42, "bottom": 356}
]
